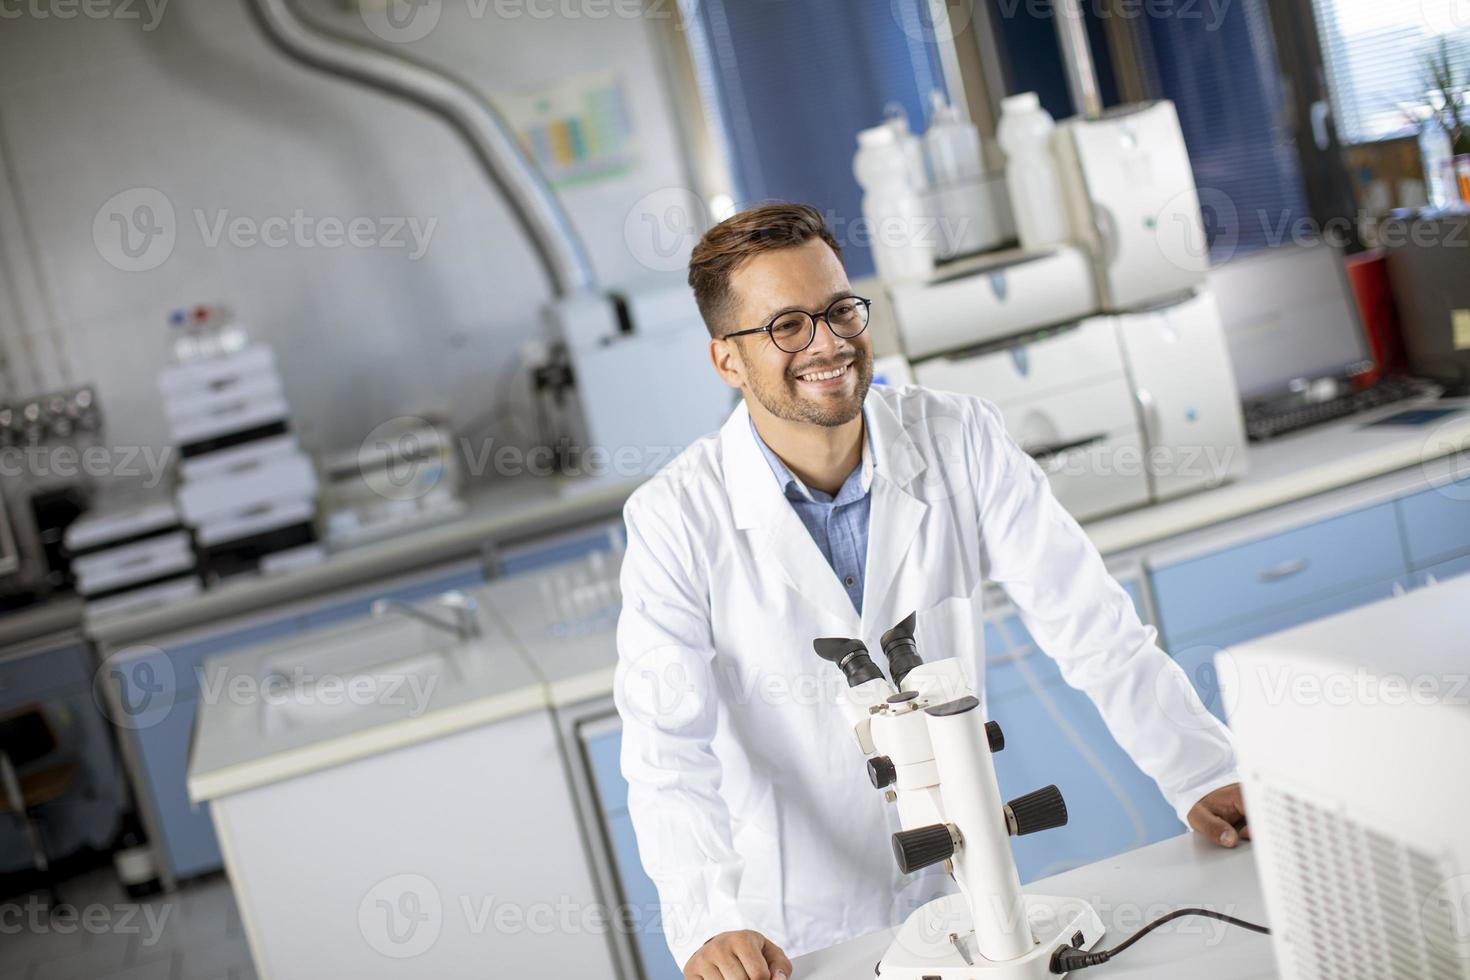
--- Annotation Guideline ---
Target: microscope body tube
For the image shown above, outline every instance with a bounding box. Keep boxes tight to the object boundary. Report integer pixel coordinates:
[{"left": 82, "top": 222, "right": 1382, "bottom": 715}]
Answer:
[
  {"left": 924, "top": 699, "right": 1033, "bottom": 962},
  {"left": 870, "top": 708, "right": 946, "bottom": 829}
]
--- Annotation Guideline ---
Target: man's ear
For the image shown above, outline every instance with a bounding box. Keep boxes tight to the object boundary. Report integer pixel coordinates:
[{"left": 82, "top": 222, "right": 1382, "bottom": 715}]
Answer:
[{"left": 710, "top": 337, "right": 745, "bottom": 390}]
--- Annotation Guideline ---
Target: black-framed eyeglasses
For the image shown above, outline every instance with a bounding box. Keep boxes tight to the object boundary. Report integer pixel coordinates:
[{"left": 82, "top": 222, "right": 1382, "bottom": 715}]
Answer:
[{"left": 721, "top": 295, "right": 872, "bottom": 354}]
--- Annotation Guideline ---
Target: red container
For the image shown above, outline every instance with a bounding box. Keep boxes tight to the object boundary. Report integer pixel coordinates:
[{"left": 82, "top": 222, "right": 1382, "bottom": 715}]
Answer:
[{"left": 1345, "top": 248, "right": 1404, "bottom": 385}]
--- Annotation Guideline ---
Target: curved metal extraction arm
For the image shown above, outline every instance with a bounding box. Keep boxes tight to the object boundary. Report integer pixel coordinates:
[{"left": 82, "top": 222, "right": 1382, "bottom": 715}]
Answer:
[{"left": 244, "top": 0, "right": 597, "bottom": 298}]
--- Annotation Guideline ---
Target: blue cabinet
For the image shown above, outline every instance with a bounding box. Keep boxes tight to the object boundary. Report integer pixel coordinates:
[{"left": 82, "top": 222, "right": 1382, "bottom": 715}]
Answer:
[
  {"left": 605, "top": 810, "right": 684, "bottom": 980},
  {"left": 582, "top": 727, "right": 682, "bottom": 980},
  {"left": 984, "top": 579, "right": 1182, "bottom": 883},
  {"left": 1395, "top": 480, "right": 1470, "bottom": 569},
  {"left": 0, "top": 640, "right": 126, "bottom": 874},
  {"left": 1149, "top": 502, "right": 1407, "bottom": 647},
  {"left": 1415, "top": 552, "right": 1470, "bottom": 587},
  {"left": 131, "top": 694, "right": 221, "bottom": 879}
]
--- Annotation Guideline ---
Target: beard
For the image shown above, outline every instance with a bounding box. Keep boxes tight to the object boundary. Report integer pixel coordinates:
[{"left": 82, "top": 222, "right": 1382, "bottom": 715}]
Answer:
[{"left": 744, "top": 345, "right": 874, "bottom": 428}]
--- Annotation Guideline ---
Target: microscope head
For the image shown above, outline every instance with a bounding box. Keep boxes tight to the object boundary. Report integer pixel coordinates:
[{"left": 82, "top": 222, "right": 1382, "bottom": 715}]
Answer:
[
  {"left": 813, "top": 637, "right": 887, "bottom": 688},
  {"left": 879, "top": 611, "right": 923, "bottom": 688}
]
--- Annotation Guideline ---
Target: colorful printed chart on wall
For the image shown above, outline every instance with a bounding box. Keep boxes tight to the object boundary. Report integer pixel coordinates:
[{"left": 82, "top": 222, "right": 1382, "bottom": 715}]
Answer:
[{"left": 502, "top": 70, "right": 640, "bottom": 189}]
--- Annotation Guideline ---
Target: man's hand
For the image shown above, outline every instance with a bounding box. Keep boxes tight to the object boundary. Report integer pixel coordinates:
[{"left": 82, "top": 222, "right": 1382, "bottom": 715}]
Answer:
[
  {"left": 685, "top": 930, "right": 793, "bottom": 980},
  {"left": 1188, "top": 782, "right": 1250, "bottom": 847}
]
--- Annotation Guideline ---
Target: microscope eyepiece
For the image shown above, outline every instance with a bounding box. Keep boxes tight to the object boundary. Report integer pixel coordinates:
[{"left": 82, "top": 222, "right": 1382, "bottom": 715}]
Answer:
[
  {"left": 879, "top": 612, "right": 923, "bottom": 688},
  {"left": 813, "top": 637, "right": 886, "bottom": 688}
]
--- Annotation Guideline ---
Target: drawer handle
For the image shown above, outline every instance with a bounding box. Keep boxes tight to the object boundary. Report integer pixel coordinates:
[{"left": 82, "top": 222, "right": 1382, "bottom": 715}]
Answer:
[{"left": 1258, "top": 558, "right": 1309, "bottom": 583}]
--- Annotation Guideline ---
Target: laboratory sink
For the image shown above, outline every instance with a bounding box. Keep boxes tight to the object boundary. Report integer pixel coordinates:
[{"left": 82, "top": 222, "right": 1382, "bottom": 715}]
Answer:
[{"left": 254, "top": 615, "right": 469, "bottom": 735}]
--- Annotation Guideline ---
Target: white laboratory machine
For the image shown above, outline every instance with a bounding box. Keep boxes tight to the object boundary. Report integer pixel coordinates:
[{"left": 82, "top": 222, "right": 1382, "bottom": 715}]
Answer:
[
  {"left": 908, "top": 290, "right": 1248, "bottom": 522},
  {"left": 816, "top": 613, "right": 1104, "bottom": 977},
  {"left": 1222, "top": 577, "right": 1470, "bottom": 980},
  {"left": 1054, "top": 101, "right": 1209, "bottom": 311},
  {"left": 65, "top": 496, "right": 200, "bottom": 618},
  {"left": 158, "top": 314, "right": 321, "bottom": 582},
  {"left": 545, "top": 283, "right": 736, "bottom": 477}
]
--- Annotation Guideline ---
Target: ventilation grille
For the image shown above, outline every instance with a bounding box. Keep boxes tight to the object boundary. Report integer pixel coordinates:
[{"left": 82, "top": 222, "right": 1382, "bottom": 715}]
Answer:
[{"left": 1261, "top": 783, "right": 1469, "bottom": 980}]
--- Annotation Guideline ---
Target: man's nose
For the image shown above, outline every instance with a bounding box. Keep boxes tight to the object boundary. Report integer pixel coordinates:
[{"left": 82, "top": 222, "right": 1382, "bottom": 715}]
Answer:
[{"left": 806, "top": 316, "right": 847, "bottom": 359}]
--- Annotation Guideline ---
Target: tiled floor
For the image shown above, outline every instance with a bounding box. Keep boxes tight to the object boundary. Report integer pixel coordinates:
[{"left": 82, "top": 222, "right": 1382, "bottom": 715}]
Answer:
[{"left": 1, "top": 871, "right": 253, "bottom": 980}]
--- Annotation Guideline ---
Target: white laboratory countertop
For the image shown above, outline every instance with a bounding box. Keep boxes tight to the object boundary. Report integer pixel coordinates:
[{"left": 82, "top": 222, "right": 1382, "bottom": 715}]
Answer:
[
  {"left": 68, "top": 396, "right": 1470, "bottom": 651},
  {"left": 793, "top": 832, "right": 1276, "bottom": 979},
  {"left": 186, "top": 604, "right": 548, "bottom": 802},
  {"left": 1082, "top": 396, "right": 1470, "bottom": 555},
  {"left": 475, "top": 555, "right": 624, "bottom": 709}
]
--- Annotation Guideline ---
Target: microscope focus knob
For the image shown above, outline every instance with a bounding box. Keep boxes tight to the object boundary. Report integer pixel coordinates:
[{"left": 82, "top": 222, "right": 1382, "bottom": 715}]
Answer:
[
  {"left": 985, "top": 720, "right": 1005, "bottom": 752},
  {"left": 867, "top": 756, "right": 897, "bottom": 789},
  {"left": 1005, "top": 784, "right": 1068, "bottom": 836},
  {"left": 891, "top": 823, "right": 958, "bottom": 874}
]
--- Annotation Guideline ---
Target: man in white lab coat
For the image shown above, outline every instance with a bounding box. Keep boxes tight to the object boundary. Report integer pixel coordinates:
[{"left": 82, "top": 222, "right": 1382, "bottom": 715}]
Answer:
[{"left": 615, "top": 203, "right": 1248, "bottom": 980}]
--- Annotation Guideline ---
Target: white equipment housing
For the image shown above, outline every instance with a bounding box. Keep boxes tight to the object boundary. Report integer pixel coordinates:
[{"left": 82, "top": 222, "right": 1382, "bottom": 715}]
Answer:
[
  {"left": 1221, "top": 576, "right": 1470, "bottom": 980},
  {"left": 912, "top": 290, "right": 1247, "bottom": 522},
  {"left": 548, "top": 282, "right": 735, "bottom": 476},
  {"left": 1054, "top": 100, "right": 1210, "bottom": 311}
]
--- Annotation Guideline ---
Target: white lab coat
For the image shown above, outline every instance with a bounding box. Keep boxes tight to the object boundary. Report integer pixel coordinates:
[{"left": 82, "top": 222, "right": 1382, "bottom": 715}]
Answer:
[{"left": 614, "top": 384, "right": 1238, "bottom": 969}]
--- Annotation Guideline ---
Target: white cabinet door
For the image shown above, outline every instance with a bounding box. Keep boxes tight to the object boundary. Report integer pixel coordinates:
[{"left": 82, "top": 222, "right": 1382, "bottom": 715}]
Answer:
[{"left": 214, "top": 709, "right": 619, "bottom": 980}]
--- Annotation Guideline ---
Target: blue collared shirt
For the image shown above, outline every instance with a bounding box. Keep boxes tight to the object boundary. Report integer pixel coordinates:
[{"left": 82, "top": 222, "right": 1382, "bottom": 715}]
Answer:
[{"left": 749, "top": 413, "right": 874, "bottom": 614}]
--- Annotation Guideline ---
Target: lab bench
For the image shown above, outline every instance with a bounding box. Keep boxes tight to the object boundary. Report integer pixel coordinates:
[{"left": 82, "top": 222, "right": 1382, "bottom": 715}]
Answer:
[
  {"left": 12, "top": 402, "right": 1464, "bottom": 974},
  {"left": 100, "top": 511, "right": 633, "bottom": 889}
]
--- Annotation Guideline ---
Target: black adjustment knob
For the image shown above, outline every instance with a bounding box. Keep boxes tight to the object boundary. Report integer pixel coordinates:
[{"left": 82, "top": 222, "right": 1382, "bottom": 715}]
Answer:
[
  {"left": 867, "top": 756, "right": 897, "bottom": 789},
  {"left": 1006, "top": 785, "right": 1068, "bottom": 836},
  {"left": 879, "top": 612, "right": 923, "bottom": 688},
  {"left": 891, "top": 823, "right": 956, "bottom": 874},
  {"left": 813, "top": 637, "right": 886, "bottom": 688},
  {"left": 986, "top": 720, "right": 1005, "bottom": 753}
]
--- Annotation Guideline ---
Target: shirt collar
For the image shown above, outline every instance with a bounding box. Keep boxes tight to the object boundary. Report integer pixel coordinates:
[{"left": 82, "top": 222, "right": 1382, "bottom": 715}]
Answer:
[{"left": 748, "top": 405, "right": 874, "bottom": 504}]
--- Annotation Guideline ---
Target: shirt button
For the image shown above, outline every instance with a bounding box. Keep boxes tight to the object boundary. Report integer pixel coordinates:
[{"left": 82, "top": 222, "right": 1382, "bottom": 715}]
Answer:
[{"left": 844, "top": 575, "right": 855, "bottom": 587}]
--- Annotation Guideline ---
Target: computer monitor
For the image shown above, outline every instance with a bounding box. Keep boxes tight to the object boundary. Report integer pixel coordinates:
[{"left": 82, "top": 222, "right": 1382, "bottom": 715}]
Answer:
[
  {"left": 1220, "top": 576, "right": 1470, "bottom": 980},
  {"left": 1208, "top": 244, "right": 1373, "bottom": 402}
]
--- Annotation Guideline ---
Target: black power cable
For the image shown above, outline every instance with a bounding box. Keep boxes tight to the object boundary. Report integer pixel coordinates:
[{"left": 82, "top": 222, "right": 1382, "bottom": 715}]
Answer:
[{"left": 1049, "top": 907, "right": 1271, "bottom": 973}]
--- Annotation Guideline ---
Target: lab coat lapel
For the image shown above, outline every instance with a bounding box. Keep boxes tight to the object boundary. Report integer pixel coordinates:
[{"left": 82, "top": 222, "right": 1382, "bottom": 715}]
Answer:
[
  {"left": 719, "top": 402, "right": 858, "bottom": 626},
  {"left": 859, "top": 392, "right": 929, "bottom": 636}
]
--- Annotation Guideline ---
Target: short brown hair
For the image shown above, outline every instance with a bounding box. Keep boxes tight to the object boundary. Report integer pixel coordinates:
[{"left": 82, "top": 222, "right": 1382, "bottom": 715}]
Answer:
[{"left": 687, "top": 202, "right": 843, "bottom": 337}]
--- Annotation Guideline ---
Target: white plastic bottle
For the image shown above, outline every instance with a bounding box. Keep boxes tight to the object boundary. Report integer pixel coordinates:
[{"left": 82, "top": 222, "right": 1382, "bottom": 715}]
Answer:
[
  {"left": 925, "top": 90, "right": 983, "bottom": 185},
  {"left": 855, "top": 121, "right": 935, "bottom": 283},
  {"left": 996, "top": 92, "right": 1070, "bottom": 250},
  {"left": 1419, "top": 114, "right": 1455, "bottom": 210},
  {"left": 924, "top": 90, "right": 1009, "bottom": 256}
]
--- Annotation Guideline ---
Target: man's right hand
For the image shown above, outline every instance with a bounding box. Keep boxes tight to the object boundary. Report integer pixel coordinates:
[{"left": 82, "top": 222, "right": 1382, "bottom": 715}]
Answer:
[{"left": 684, "top": 930, "right": 793, "bottom": 980}]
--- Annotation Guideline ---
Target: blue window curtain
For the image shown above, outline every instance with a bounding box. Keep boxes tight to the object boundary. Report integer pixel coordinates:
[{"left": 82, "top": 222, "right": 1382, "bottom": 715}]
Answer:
[
  {"left": 684, "top": 0, "right": 953, "bottom": 278},
  {"left": 1133, "top": 0, "right": 1311, "bottom": 260}
]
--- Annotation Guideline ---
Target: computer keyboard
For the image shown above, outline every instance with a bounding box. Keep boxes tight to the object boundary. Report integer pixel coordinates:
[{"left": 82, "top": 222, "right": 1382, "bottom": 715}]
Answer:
[{"left": 1244, "top": 379, "right": 1434, "bottom": 441}]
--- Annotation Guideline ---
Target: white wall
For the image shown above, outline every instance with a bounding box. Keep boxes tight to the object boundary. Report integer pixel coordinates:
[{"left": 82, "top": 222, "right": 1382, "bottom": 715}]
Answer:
[{"left": 0, "top": 0, "right": 695, "bottom": 466}]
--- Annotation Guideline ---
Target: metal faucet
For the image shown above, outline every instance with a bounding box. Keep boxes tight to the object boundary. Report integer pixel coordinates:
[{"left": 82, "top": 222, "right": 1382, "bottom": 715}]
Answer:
[{"left": 371, "top": 591, "right": 482, "bottom": 642}]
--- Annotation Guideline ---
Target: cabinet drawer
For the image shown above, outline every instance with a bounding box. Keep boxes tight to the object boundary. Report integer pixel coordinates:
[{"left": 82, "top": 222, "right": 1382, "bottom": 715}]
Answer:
[
  {"left": 0, "top": 643, "right": 91, "bottom": 712},
  {"left": 1150, "top": 502, "right": 1407, "bottom": 645},
  {"left": 1395, "top": 481, "right": 1470, "bottom": 569},
  {"left": 1175, "top": 576, "right": 1409, "bottom": 674}
]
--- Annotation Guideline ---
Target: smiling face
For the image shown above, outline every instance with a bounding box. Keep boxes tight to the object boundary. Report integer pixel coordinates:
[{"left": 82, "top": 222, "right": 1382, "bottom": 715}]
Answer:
[{"left": 711, "top": 237, "right": 874, "bottom": 428}]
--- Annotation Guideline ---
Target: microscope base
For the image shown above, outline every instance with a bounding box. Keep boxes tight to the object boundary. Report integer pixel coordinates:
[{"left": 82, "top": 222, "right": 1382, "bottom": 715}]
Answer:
[{"left": 876, "top": 892, "right": 1105, "bottom": 978}]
